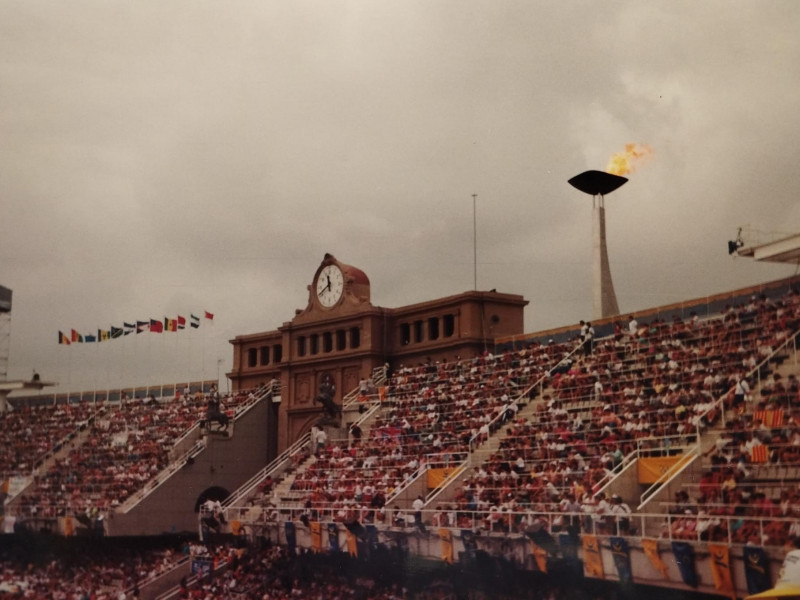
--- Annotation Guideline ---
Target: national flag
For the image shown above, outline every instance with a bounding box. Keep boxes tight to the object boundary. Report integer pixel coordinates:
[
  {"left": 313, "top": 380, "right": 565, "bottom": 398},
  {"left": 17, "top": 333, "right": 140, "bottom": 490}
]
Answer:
[
  {"left": 177, "top": 316, "right": 186, "bottom": 330},
  {"left": 150, "top": 319, "right": 163, "bottom": 333},
  {"left": 136, "top": 320, "right": 149, "bottom": 333},
  {"left": 110, "top": 326, "right": 123, "bottom": 339},
  {"left": 751, "top": 444, "right": 769, "bottom": 463},
  {"left": 124, "top": 322, "right": 136, "bottom": 335},
  {"left": 582, "top": 534, "right": 604, "bottom": 579},
  {"left": 610, "top": 537, "right": 632, "bottom": 583},
  {"left": 58, "top": 331, "right": 71, "bottom": 345},
  {"left": 98, "top": 329, "right": 110, "bottom": 342},
  {"left": 708, "top": 543, "right": 735, "bottom": 598},
  {"left": 165, "top": 318, "right": 178, "bottom": 332},
  {"left": 85, "top": 334, "right": 97, "bottom": 342},
  {"left": 327, "top": 523, "right": 340, "bottom": 552},
  {"left": 439, "top": 528, "right": 454, "bottom": 564},
  {"left": 191, "top": 314, "right": 200, "bottom": 328},
  {"left": 743, "top": 546, "right": 771, "bottom": 595},
  {"left": 671, "top": 541, "right": 698, "bottom": 588},
  {"left": 71, "top": 329, "right": 83, "bottom": 343},
  {"left": 768, "top": 409, "right": 784, "bottom": 428},
  {"left": 204, "top": 311, "right": 214, "bottom": 320}
]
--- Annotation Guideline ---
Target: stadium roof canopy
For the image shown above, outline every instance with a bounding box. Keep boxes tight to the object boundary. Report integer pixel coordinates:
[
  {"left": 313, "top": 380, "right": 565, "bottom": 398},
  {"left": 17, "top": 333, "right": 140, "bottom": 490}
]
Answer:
[{"left": 737, "top": 231, "right": 800, "bottom": 264}]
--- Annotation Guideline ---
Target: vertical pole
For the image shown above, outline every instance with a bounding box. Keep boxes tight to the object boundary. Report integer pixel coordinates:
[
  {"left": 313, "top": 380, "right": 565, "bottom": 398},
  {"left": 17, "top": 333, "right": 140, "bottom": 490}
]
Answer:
[{"left": 472, "top": 193, "right": 477, "bottom": 290}]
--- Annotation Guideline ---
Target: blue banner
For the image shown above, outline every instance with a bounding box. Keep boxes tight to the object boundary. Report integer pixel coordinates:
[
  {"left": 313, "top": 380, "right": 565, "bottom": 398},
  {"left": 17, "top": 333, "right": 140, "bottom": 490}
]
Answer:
[
  {"left": 743, "top": 546, "right": 771, "bottom": 595},
  {"left": 559, "top": 533, "right": 578, "bottom": 560},
  {"left": 285, "top": 521, "right": 296, "bottom": 554},
  {"left": 610, "top": 537, "right": 632, "bottom": 583},
  {"left": 461, "top": 529, "right": 477, "bottom": 561},
  {"left": 671, "top": 541, "right": 698, "bottom": 588},
  {"left": 190, "top": 559, "right": 212, "bottom": 577},
  {"left": 328, "top": 523, "right": 340, "bottom": 552}
]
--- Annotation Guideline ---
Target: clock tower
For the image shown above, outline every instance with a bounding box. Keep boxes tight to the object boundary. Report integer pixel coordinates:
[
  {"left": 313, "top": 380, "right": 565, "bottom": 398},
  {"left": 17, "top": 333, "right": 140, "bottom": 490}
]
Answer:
[{"left": 229, "top": 253, "right": 527, "bottom": 460}]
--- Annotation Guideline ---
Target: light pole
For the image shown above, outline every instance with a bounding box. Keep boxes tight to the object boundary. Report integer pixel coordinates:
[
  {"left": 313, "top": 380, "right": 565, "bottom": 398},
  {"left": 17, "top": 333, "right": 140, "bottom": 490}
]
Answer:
[{"left": 472, "top": 193, "right": 477, "bottom": 290}]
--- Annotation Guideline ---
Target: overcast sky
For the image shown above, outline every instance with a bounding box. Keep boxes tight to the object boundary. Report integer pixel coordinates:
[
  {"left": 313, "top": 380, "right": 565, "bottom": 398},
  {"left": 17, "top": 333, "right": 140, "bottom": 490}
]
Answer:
[{"left": 2, "top": 1, "right": 799, "bottom": 395}]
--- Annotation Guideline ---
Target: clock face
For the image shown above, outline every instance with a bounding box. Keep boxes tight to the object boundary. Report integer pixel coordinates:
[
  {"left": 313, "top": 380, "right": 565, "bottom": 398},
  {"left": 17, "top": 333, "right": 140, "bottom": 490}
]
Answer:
[{"left": 316, "top": 264, "right": 344, "bottom": 308}]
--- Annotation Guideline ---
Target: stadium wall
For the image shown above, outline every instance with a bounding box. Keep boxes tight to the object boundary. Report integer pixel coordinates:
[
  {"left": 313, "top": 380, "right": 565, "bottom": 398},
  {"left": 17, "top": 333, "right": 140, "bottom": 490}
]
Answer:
[{"left": 106, "top": 396, "right": 271, "bottom": 536}]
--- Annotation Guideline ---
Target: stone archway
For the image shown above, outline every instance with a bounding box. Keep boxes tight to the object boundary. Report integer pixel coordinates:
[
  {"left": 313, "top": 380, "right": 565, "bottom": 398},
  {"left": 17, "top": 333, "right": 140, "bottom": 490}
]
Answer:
[{"left": 194, "top": 485, "right": 230, "bottom": 513}]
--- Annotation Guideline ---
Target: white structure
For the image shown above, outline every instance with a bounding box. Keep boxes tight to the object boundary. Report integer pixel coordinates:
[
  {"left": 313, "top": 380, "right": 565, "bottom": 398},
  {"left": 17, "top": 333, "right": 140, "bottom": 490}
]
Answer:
[{"left": 568, "top": 170, "right": 628, "bottom": 320}]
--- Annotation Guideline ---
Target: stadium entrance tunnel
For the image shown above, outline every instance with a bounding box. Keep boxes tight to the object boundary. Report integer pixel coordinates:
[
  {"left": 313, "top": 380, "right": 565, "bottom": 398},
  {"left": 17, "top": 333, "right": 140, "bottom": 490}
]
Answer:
[{"left": 194, "top": 486, "right": 230, "bottom": 513}]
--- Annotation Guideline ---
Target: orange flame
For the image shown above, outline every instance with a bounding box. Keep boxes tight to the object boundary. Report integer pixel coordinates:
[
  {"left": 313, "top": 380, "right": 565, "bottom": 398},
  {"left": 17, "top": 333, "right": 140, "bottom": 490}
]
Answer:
[{"left": 606, "top": 143, "right": 653, "bottom": 176}]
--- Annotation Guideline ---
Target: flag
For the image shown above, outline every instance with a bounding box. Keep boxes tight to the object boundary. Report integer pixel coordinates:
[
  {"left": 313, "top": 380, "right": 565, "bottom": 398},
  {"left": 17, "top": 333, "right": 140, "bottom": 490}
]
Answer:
[
  {"left": 708, "top": 542, "right": 735, "bottom": 598},
  {"left": 582, "top": 534, "right": 604, "bottom": 579},
  {"left": 328, "top": 523, "right": 340, "bottom": 552},
  {"left": 124, "top": 322, "right": 136, "bottom": 334},
  {"left": 191, "top": 314, "right": 200, "bottom": 328},
  {"left": 751, "top": 445, "right": 769, "bottom": 463},
  {"left": 136, "top": 320, "right": 149, "bottom": 333},
  {"left": 439, "top": 528, "right": 454, "bottom": 564},
  {"left": 149, "top": 319, "right": 163, "bottom": 333},
  {"left": 285, "top": 522, "right": 296, "bottom": 554},
  {"left": 110, "top": 326, "right": 123, "bottom": 339},
  {"left": 84, "top": 334, "right": 96, "bottom": 343},
  {"left": 310, "top": 521, "right": 322, "bottom": 553},
  {"left": 204, "top": 311, "right": 214, "bottom": 320},
  {"left": 98, "top": 329, "right": 110, "bottom": 342},
  {"left": 743, "top": 546, "right": 771, "bottom": 595},
  {"left": 642, "top": 538, "right": 668, "bottom": 578},
  {"left": 177, "top": 316, "right": 186, "bottom": 330},
  {"left": 71, "top": 329, "right": 83, "bottom": 343},
  {"left": 58, "top": 331, "right": 71, "bottom": 345},
  {"left": 165, "top": 318, "right": 178, "bottom": 332},
  {"left": 530, "top": 540, "right": 548, "bottom": 573},
  {"left": 671, "top": 541, "right": 698, "bottom": 588},
  {"left": 610, "top": 537, "right": 632, "bottom": 583}
]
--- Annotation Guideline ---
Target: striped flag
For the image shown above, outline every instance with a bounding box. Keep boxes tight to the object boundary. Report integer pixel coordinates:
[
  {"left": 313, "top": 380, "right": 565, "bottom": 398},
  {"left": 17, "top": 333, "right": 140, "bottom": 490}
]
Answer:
[
  {"left": 71, "top": 329, "right": 83, "bottom": 343},
  {"left": 98, "top": 329, "right": 110, "bottom": 342},
  {"left": 136, "top": 320, "right": 149, "bottom": 333},
  {"left": 110, "top": 326, "right": 124, "bottom": 339},
  {"left": 58, "top": 331, "right": 71, "bottom": 345},
  {"left": 177, "top": 316, "right": 186, "bottom": 330},
  {"left": 124, "top": 322, "right": 136, "bottom": 335},
  {"left": 751, "top": 445, "right": 768, "bottom": 463},
  {"left": 190, "top": 314, "right": 200, "bottom": 328},
  {"left": 149, "top": 319, "right": 163, "bottom": 333},
  {"left": 165, "top": 318, "right": 178, "bottom": 332}
]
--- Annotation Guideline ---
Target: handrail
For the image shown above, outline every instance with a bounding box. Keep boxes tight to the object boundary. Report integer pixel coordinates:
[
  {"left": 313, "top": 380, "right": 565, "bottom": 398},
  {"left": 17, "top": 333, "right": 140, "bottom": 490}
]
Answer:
[
  {"left": 466, "top": 343, "right": 582, "bottom": 454},
  {"left": 694, "top": 328, "right": 800, "bottom": 429},
  {"left": 638, "top": 446, "right": 699, "bottom": 510},
  {"left": 118, "top": 386, "right": 273, "bottom": 513},
  {"left": 222, "top": 431, "right": 312, "bottom": 508},
  {"left": 220, "top": 505, "right": 800, "bottom": 549}
]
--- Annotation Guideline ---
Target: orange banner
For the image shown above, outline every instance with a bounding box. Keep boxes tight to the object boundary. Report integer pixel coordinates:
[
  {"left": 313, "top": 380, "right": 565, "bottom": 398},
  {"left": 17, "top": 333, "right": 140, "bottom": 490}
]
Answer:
[
  {"left": 310, "top": 521, "right": 322, "bottom": 553},
  {"left": 439, "top": 528, "right": 453, "bottom": 564},
  {"left": 345, "top": 530, "right": 358, "bottom": 557},
  {"left": 638, "top": 455, "right": 687, "bottom": 484},
  {"left": 530, "top": 541, "right": 547, "bottom": 573},
  {"left": 582, "top": 534, "right": 604, "bottom": 579},
  {"left": 427, "top": 468, "right": 459, "bottom": 488},
  {"left": 642, "top": 538, "right": 668, "bottom": 578},
  {"left": 708, "top": 543, "right": 735, "bottom": 599}
]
